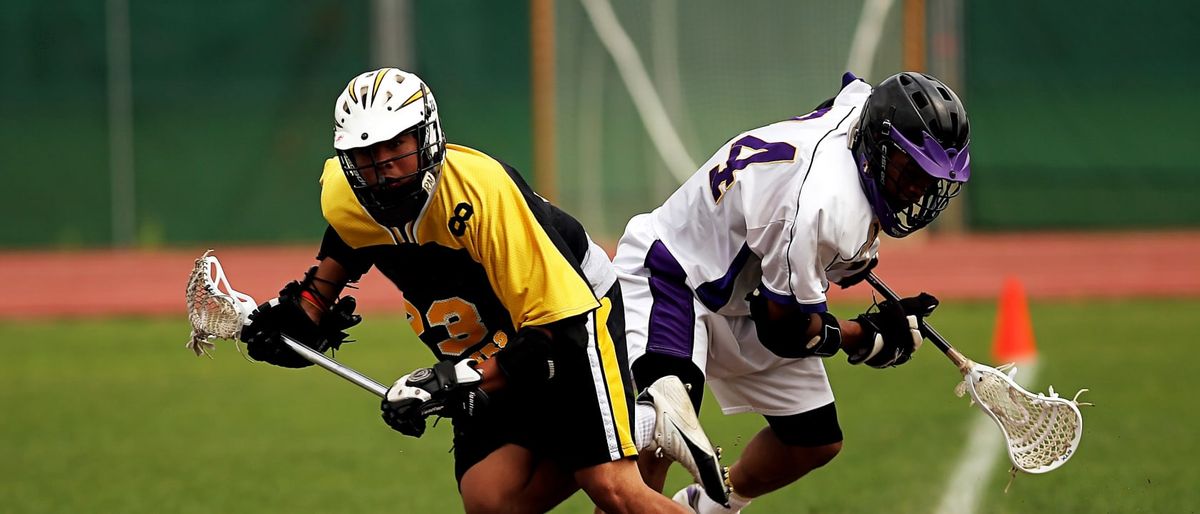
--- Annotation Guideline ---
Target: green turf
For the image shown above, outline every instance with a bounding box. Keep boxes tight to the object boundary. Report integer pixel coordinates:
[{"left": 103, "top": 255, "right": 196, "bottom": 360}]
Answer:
[{"left": 2, "top": 299, "right": 1197, "bottom": 513}]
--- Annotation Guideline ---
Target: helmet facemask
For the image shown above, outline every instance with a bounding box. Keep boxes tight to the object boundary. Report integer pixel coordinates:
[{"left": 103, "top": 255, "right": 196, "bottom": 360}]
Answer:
[
  {"left": 867, "top": 121, "right": 969, "bottom": 237},
  {"left": 335, "top": 82, "right": 446, "bottom": 229}
]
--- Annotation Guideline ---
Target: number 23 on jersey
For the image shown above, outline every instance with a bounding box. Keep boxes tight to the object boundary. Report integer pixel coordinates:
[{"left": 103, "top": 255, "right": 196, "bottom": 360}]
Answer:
[{"left": 404, "top": 297, "right": 488, "bottom": 354}]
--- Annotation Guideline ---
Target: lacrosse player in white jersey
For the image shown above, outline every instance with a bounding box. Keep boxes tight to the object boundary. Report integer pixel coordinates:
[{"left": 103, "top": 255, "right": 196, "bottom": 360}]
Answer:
[{"left": 613, "top": 72, "right": 971, "bottom": 513}]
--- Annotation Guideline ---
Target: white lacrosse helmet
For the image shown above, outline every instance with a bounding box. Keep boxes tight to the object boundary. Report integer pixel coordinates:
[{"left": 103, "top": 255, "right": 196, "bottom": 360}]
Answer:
[{"left": 333, "top": 68, "right": 446, "bottom": 227}]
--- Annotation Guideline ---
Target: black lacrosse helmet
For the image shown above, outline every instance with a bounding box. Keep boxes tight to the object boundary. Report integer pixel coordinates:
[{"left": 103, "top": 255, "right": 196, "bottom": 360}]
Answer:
[{"left": 851, "top": 72, "right": 971, "bottom": 237}]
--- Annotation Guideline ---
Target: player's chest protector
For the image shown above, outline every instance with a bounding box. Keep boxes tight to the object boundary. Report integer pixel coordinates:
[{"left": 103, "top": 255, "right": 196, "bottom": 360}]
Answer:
[{"left": 366, "top": 244, "right": 516, "bottom": 364}]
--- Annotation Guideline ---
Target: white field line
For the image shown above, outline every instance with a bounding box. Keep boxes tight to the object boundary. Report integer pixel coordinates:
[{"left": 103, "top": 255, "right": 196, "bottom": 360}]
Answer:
[
  {"left": 934, "top": 360, "right": 1039, "bottom": 514},
  {"left": 845, "top": 0, "right": 895, "bottom": 79}
]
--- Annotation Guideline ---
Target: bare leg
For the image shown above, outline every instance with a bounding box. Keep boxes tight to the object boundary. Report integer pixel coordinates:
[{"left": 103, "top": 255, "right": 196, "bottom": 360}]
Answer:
[
  {"left": 728, "top": 427, "right": 841, "bottom": 498},
  {"left": 636, "top": 448, "right": 672, "bottom": 492},
  {"left": 459, "top": 444, "right": 579, "bottom": 514},
  {"left": 593, "top": 449, "right": 673, "bottom": 514},
  {"left": 575, "top": 457, "right": 690, "bottom": 514}
]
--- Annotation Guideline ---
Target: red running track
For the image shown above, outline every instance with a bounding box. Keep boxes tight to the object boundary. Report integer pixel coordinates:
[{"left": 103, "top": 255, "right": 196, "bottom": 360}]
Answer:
[{"left": 2, "top": 231, "right": 1198, "bottom": 319}]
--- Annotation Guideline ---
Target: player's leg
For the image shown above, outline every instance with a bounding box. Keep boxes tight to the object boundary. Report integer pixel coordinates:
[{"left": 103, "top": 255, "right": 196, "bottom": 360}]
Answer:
[
  {"left": 458, "top": 443, "right": 579, "bottom": 514},
  {"left": 451, "top": 387, "right": 581, "bottom": 513},
  {"left": 615, "top": 240, "right": 729, "bottom": 504},
  {"left": 682, "top": 330, "right": 844, "bottom": 513},
  {"left": 730, "top": 405, "right": 843, "bottom": 496},
  {"left": 548, "top": 285, "right": 691, "bottom": 513},
  {"left": 675, "top": 407, "right": 842, "bottom": 513}
]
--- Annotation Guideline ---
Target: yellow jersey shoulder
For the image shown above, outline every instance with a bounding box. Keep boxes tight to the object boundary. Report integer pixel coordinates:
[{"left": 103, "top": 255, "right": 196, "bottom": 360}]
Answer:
[
  {"left": 319, "top": 157, "right": 398, "bottom": 248},
  {"left": 421, "top": 144, "right": 601, "bottom": 327}
]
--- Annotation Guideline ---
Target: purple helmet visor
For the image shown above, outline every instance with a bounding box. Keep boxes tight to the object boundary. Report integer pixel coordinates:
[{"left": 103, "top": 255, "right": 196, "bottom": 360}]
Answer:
[{"left": 887, "top": 128, "right": 970, "bottom": 182}]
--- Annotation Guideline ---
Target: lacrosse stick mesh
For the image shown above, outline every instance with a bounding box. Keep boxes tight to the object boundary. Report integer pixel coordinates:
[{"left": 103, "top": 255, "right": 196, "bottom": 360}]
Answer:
[
  {"left": 185, "top": 250, "right": 255, "bottom": 356},
  {"left": 955, "top": 362, "right": 1086, "bottom": 474}
]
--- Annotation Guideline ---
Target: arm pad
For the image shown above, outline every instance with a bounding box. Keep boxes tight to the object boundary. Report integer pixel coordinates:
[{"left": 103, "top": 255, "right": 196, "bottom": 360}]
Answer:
[
  {"left": 493, "top": 326, "right": 556, "bottom": 388},
  {"left": 748, "top": 290, "right": 841, "bottom": 359}
]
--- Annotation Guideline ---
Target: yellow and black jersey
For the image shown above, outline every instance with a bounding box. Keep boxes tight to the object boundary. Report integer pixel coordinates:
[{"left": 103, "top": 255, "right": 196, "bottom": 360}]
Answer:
[{"left": 317, "top": 144, "right": 601, "bottom": 363}]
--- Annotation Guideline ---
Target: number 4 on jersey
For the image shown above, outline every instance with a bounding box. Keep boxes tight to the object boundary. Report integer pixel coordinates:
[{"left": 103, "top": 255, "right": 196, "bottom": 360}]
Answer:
[{"left": 708, "top": 135, "right": 797, "bottom": 203}]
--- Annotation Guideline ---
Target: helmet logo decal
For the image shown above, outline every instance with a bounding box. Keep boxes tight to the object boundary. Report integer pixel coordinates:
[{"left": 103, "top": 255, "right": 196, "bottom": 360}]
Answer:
[
  {"left": 369, "top": 68, "right": 390, "bottom": 106},
  {"left": 347, "top": 76, "right": 359, "bottom": 104},
  {"left": 401, "top": 89, "right": 424, "bottom": 108}
]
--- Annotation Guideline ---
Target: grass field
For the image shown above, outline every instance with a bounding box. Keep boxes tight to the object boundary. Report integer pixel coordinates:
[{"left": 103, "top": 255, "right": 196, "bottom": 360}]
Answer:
[{"left": 3, "top": 299, "right": 1197, "bottom": 513}]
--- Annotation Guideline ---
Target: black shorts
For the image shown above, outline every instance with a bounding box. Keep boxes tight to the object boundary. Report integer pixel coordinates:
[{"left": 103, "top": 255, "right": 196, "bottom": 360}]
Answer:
[{"left": 452, "top": 285, "right": 638, "bottom": 482}]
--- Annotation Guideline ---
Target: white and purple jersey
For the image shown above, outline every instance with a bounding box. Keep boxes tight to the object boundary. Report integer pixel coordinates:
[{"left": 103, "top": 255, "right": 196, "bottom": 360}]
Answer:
[{"left": 615, "top": 78, "right": 880, "bottom": 319}]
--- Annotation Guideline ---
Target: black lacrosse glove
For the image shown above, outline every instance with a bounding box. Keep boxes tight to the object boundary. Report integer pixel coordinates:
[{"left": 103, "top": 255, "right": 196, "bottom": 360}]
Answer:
[
  {"left": 833, "top": 257, "right": 878, "bottom": 289},
  {"left": 239, "top": 281, "right": 360, "bottom": 368},
  {"left": 848, "top": 292, "right": 938, "bottom": 368},
  {"left": 381, "top": 360, "right": 488, "bottom": 438}
]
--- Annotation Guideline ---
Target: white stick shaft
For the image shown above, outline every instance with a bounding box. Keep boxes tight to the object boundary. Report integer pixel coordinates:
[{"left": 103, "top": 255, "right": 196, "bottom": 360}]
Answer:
[{"left": 281, "top": 335, "right": 387, "bottom": 398}]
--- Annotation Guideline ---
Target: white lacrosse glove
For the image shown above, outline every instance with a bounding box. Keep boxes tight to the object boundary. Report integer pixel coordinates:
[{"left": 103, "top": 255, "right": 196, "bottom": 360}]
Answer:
[{"left": 380, "top": 360, "right": 486, "bottom": 437}]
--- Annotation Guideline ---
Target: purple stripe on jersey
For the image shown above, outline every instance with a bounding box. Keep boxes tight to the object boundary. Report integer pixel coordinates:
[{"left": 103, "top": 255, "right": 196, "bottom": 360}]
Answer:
[
  {"left": 757, "top": 285, "right": 828, "bottom": 313},
  {"left": 791, "top": 107, "right": 831, "bottom": 121},
  {"left": 644, "top": 241, "right": 696, "bottom": 360},
  {"left": 695, "top": 244, "right": 755, "bottom": 312}
]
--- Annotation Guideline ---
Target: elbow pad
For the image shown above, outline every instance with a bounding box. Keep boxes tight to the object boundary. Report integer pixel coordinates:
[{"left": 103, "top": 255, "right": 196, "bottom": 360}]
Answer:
[
  {"left": 749, "top": 291, "right": 841, "bottom": 359},
  {"left": 494, "top": 327, "right": 556, "bottom": 388}
]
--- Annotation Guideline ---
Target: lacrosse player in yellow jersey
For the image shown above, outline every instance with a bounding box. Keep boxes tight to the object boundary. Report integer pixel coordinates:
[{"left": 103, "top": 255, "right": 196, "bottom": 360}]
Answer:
[{"left": 237, "top": 68, "right": 728, "bottom": 513}]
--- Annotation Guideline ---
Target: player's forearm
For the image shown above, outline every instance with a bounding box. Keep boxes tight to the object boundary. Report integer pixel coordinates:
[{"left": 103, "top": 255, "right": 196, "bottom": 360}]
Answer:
[
  {"left": 298, "top": 257, "right": 351, "bottom": 323},
  {"left": 835, "top": 318, "right": 869, "bottom": 355}
]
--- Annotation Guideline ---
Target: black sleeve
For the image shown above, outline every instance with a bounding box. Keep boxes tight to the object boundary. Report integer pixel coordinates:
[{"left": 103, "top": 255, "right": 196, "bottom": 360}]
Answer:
[
  {"left": 546, "top": 203, "right": 590, "bottom": 263},
  {"left": 316, "top": 225, "right": 373, "bottom": 280}
]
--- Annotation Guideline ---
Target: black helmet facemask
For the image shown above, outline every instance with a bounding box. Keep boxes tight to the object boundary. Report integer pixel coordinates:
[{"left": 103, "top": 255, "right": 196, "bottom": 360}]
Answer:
[
  {"left": 337, "top": 117, "right": 444, "bottom": 228},
  {"left": 852, "top": 72, "right": 971, "bottom": 238}
]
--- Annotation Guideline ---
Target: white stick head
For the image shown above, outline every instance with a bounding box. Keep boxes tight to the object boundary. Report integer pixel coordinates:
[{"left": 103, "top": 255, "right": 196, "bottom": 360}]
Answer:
[
  {"left": 185, "top": 250, "right": 259, "bottom": 356},
  {"left": 956, "top": 361, "right": 1085, "bottom": 474}
]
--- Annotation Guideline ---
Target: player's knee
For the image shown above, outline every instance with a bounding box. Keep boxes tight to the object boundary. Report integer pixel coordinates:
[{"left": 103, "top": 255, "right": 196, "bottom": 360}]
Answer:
[
  {"left": 632, "top": 352, "right": 706, "bottom": 410},
  {"left": 807, "top": 440, "right": 842, "bottom": 469},
  {"left": 578, "top": 477, "right": 628, "bottom": 512},
  {"left": 461, "top": 488, "right": 515, "bottom": 514},
  {"left": 765, "top": 402, "right": 843, "bottom": 448},
  {"left": 575, "top": 461, "right": 644, "bottom": 513}
]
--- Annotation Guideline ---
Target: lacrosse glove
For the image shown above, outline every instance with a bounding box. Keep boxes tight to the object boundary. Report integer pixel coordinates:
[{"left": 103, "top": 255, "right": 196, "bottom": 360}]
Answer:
[
  {"left": 239, "top": 281, "right": 360, "bottom": 368},
  {"left": 381, "top": 360, "right": 489, "bottom": 438},
  {"left": 848, "top": 292, "right": 938, "bottom": 368}
]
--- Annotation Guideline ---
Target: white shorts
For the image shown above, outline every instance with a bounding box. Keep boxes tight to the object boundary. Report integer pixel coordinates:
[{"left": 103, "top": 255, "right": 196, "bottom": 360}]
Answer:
[{"left": 613, "top": 219, "right": 835, "bottom": 418}]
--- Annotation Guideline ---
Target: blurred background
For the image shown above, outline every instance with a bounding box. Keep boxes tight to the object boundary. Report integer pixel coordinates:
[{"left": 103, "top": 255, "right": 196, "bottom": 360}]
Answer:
[
  {"left": 3, "top": 0, "right": 1199, "bottom": 248},
  {"left": 2, "top": 1, "right": 1198, "bottom": 513}
]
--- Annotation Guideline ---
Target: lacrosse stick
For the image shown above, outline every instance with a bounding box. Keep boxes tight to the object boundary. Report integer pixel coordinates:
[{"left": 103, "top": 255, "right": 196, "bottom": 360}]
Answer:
[
  {"left": 185, "top": 250, "right": 387, "bottom": 398},
  {"left": 864, "top": 273, "right": 1087, "bottom": 474}
]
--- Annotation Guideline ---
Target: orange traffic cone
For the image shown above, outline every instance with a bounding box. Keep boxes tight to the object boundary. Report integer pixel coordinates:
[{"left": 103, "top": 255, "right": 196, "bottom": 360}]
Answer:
[{"left": 992, "top": 276, "right": 1037, "bottom": 363}]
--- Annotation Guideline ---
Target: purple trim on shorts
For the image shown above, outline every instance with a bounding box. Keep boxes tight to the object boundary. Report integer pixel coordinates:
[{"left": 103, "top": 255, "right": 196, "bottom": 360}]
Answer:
[
  {"left": 644, "top": 241, "right": 696, "bottom": 360},
  {"left": 757, "top": 285, "right": 828, "bottom": 313},
  {"left": 695, "top": 244, "right": 755, "bottom": 311}
]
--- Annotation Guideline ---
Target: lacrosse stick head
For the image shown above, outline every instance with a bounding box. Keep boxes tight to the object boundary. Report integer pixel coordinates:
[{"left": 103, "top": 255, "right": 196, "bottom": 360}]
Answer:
[
  {"left": 955, "top": 360, "right": 1085, "bottom": 474},
  {"left": 185, "top": 250, "right": 259, "bottom": 356}
]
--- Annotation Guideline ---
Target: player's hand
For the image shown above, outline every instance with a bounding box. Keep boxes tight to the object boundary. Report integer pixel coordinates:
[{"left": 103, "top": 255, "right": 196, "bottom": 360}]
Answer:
[
  {"left": 381, "top": 360, "right": 488, "bottom": 438},
  {"left": 848, "top": 292, "right": 938, "bottom": 368},
  {"left": 239, "top": 282, "right": 360, "bottom": 368}
]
